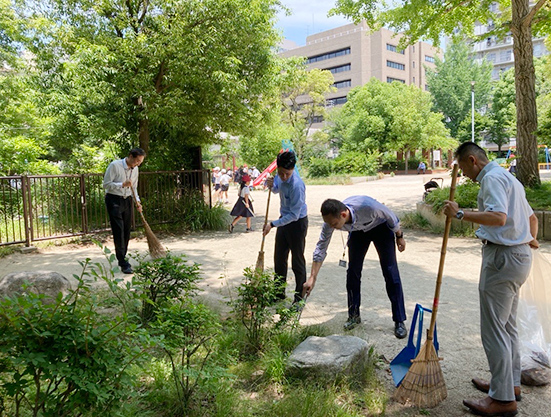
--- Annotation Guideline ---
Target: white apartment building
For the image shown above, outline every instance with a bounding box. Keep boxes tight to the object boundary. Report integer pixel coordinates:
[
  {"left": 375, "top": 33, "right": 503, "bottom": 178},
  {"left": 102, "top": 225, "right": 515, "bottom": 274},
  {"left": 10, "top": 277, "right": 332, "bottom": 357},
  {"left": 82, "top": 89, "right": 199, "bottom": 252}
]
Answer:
[
  {"left": 279, "top": 22, "right": 440, "bottom": 121},
  {"left": 471, "top": 3, "right": 549, "bottom": 79}
]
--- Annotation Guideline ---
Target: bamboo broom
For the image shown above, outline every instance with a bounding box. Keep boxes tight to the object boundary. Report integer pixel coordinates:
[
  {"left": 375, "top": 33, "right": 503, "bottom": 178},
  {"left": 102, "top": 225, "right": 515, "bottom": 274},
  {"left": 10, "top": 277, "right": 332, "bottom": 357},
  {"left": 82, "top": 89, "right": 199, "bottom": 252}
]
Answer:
[
  {"left": 255, "top": 188, "right": 272, "bottom": 272},
  {"left": 130, "top": 186, "right": 166, "bottom": 259},
  {"left": 394, "top": 163, "right": 459, "bottom": 408}
]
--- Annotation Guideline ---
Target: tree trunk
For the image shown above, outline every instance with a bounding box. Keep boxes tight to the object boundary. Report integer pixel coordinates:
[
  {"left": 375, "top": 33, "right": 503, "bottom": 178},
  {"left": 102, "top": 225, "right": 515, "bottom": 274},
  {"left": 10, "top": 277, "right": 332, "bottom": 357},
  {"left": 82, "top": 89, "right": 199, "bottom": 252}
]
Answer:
[
  {"left": 511, "top": 0, "right": 540, "bottom": 186},
  {"left": 134, "top": 96, "right": 150, "bottom": 155},
  {"left": 139, "top": 117, "right": 149, "bottom": 155}
]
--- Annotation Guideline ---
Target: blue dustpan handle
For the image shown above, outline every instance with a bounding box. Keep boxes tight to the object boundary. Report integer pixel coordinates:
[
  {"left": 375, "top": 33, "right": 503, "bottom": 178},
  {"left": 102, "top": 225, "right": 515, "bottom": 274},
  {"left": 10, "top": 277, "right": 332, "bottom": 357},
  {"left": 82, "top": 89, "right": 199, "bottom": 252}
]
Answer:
[
  {"left": 411, "top": 304, "right": 439, "bottom": 356},
  {"left": 407, "top": 304, "right": 421, "bottom": 349}
]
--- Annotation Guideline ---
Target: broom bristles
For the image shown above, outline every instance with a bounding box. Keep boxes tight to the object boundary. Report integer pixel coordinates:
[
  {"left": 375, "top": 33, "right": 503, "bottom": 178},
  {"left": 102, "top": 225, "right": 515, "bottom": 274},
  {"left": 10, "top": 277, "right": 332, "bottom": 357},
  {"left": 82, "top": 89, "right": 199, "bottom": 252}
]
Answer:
[
  {"left": 394, "top": 341, "right": 447, "bottom": 408},
  {"left": 142, "top": 218, "right": 166, "bottom": 259},
  {"left": 255, "top": 251, "right": 264, "bottom": 273}
]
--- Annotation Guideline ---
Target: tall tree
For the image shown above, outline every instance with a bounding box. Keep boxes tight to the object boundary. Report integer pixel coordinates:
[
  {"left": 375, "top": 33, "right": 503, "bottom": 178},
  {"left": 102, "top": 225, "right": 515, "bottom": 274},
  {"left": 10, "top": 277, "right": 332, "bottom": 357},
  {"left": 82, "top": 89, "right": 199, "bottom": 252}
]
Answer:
[
  {"left": 14, "top": 0, "right": 284, "bottom": 169},
  {"left": 278, "top": 58, "right": 336, "bottom": 161},
  {"left": 426, "top": 39, "right": 493, "bottom": 140},
  {"left": 487, "top": 68, "right": 516, "bottom": 154},
  {"left": 333, "top": 0, "right": 551, "bottom": 186},
  {"left": 329, "top": 78, "right": 455, "bottom": 171}
]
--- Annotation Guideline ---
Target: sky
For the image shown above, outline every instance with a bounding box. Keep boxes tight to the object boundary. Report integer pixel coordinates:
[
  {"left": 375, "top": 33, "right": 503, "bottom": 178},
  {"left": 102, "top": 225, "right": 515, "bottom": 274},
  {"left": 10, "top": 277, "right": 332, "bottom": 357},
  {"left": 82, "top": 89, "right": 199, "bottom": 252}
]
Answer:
[{"left": 275, "top": 0, "right": 352, "bottom": 46}]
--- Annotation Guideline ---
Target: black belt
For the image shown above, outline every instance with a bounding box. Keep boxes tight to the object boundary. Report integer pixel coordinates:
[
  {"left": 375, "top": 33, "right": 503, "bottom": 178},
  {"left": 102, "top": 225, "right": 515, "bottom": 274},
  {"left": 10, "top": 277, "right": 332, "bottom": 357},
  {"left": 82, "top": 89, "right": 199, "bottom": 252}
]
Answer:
[
  {"left": 107, "top": 193, "right": 132, "bottom": 200},
  {"left": 481, "top": 239, "right": 505, "bottom": 246}
]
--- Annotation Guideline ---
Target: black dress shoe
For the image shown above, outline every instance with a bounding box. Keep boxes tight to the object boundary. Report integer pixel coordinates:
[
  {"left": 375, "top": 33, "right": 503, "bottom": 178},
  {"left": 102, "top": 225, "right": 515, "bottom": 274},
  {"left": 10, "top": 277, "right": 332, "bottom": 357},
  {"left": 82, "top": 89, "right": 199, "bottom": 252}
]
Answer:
[
  {"left": 122, "top": 265, "right": 133, "bottom": 274},
  {"left": 394, "top": 321, "right": 407, "bottom": 339}
]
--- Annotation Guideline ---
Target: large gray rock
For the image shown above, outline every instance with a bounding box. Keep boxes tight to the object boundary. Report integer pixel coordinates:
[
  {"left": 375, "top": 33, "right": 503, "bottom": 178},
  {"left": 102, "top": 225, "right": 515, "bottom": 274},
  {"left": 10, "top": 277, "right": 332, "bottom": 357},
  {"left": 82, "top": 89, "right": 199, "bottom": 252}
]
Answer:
[
  {"left": 0, "top": 271, "right": 71, "bottom": 300},
  {"left": 287, "top": 335, "right": 369, "bottom": 377}
]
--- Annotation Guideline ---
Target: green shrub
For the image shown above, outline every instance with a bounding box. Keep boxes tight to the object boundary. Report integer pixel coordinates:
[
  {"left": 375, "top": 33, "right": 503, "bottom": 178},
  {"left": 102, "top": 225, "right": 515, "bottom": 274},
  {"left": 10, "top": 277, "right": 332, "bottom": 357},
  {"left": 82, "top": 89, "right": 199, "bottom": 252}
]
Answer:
[
  {"left": 307, "top": 158, "right": 333, "bottom": 178},
  {"left": 425, "top": 180, "right": 480, "bottom": 213},
  {"left": 230, "top": 268, "right": 300, "bottom": 356},
  {"left": 333, "top": 150, "right": 380, "bottom": 176},
  {"left": 132, "top": 252, "right": 201, "bottom": 324},
  {"left": 0, "top": 259, "right": 155, "bottom": 417},
  {"left": 153, "top": 300, "right": 228, "bottom": 411},
  {"left": 176, "top": 190, "right": 230, "bottom": 231}
]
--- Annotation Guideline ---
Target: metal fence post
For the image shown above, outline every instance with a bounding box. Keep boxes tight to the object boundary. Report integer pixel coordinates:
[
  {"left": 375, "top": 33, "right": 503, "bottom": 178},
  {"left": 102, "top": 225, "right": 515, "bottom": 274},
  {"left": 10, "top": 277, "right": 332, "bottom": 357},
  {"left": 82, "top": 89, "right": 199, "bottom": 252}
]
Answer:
[
  {"left": 80, "top": 175, "right": 88, "bottom": 234},
  {"left": 21, "top": 176, "right": 32, "bottom": 247}
]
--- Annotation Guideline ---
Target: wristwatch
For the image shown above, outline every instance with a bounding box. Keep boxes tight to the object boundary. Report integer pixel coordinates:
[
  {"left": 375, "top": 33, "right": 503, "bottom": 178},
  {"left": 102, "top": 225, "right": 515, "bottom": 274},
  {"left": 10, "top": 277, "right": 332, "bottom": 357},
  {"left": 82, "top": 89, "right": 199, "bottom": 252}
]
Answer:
[
  {"left": 395, "top": 232, "right": 403, "bottom": 239},
  {"left": 456, "top": 210, "right": 465, "bottom": 220}
]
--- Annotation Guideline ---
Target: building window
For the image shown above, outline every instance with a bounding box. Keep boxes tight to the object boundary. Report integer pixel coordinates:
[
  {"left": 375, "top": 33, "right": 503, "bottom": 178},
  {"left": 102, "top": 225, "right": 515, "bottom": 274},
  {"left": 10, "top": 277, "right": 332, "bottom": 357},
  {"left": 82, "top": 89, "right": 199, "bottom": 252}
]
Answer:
[
  {"left": 413, "top": 76, "right": 416, "bottom": 83},
  {"left": 413, "top": 61, "right": 415, "bottom": 68},
  {"left": 309, "top": 115, "right": 324, "bottom": 124},
  {"left": 326, "top": 96, "right": 348, "bottom": 107},
  {"left": 333, "top": 79, "right": 352, "bottom": 89},
  {"left": 486, "top": 53, "right": 496, "bottom": 62},
  {"left": 386, "top": 60, "right": 405, "bottom": 70},
  {"left": 387, "top": 77, "right": 405, "bottom": 83},
  {"left": 425, "top": 55, "right": 435, "bottom": 63},
  {"left": 386, "top": 43, "right": 405, "bottom": 54},
  {"left": 307, "top": 48, "right": 351, "bottom": 64},
  {"left": 500, "top": 49, "right": 512, "bottom": 62},
  {"left": 326, "top": 64, "right": 351, "bottom": 74}
]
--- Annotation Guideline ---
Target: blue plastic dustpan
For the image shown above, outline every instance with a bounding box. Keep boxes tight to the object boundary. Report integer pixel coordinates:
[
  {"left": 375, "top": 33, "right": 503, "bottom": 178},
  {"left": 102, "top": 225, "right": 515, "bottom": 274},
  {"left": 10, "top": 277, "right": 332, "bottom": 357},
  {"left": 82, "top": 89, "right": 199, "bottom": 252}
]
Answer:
[{"left": 390, "top": 303, "right": 439, "bottom": 387}]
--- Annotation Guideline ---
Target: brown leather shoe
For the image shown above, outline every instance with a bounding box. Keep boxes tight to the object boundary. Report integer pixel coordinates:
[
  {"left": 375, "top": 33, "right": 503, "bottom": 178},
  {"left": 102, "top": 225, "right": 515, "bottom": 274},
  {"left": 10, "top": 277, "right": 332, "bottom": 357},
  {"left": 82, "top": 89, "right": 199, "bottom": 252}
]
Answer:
[
  {"left": 472, "top": 378, "right": 521, "bottom": 401},
  {"left": 463, "top": 396, "right": 517, "bottom": 417}
]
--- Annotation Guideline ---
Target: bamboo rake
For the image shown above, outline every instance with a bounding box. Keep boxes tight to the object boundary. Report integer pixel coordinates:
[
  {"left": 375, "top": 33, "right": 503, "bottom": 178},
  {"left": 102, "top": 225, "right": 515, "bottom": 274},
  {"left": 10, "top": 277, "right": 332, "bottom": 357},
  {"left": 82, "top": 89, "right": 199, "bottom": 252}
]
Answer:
[
  {"left": 255, "top": 188, "right": 272, "bottom": 273},
  {"left": 394, "top": 163, "right": 459, "bottom": 408}
]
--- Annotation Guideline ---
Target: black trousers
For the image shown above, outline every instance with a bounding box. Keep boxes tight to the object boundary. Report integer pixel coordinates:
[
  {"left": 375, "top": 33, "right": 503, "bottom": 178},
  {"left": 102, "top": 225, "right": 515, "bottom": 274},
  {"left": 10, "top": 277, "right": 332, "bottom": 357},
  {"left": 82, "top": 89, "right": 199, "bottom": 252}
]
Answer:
[
  {"left": 274, "top": 216, "right": 308, "bottom": 303},
  {"left": 347, "top": 222, "right": 406, "bottom": 323},
  {"left": 105, "top": 193, "right": 133, "bottom": 267}
]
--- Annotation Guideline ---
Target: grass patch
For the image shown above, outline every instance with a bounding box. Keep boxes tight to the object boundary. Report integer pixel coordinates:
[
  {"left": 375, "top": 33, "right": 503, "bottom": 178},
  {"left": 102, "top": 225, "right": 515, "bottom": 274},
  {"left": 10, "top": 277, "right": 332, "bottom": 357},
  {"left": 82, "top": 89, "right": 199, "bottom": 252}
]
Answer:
[
  {"left": 0, "top": 245, "right": 17, "bottom": 258},
  {"left": 401, "top": 211, "right": 476, "bottom": 238},
  {"left": 525, "top": 181, "right": 551, "bottom": 210},
  {"left": 304, "top": 175, "right": 353, "bottom": 185}
]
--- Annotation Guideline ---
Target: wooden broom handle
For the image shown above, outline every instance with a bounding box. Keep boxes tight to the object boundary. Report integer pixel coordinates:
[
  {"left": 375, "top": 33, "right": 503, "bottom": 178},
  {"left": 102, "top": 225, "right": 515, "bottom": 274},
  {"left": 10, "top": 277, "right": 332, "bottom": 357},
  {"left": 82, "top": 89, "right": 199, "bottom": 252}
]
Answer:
[
  {"left": 129, "top": 184, "right": 147, "bottom": 223},
  {"left": 427, "top": 163, "right": 459, "bottom": 342},
  {"left": 259, "top": 188, "right": 272, "bottom": 253}
]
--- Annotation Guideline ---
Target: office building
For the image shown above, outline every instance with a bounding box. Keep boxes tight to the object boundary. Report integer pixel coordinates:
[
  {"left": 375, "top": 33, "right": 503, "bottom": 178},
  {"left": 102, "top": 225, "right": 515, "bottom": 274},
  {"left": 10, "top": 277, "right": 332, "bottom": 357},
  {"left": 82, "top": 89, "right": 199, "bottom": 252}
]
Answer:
[{"left": 279, "top": 21, "right": 440, "bottom": 114}]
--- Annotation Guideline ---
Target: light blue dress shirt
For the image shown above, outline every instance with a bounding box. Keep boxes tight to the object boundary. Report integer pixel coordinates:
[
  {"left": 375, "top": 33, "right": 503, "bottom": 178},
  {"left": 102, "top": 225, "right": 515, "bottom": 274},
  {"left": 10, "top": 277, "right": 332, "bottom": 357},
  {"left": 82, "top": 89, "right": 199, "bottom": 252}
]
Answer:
[
  {"left": 313, "top": 195, "right": 400, "bottom": 263},
  {"left": 271, "top": 170, "right": 307, "bottom": 227},
  {"left": 475, "top": 161, "right": 533, "bottom": 246}
]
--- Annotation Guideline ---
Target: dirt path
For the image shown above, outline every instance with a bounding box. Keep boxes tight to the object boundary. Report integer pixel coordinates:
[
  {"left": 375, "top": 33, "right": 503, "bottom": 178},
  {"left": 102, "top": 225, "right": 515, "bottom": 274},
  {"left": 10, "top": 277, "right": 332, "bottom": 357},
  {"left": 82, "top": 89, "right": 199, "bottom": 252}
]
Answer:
[{"left": 1, "top": 173, "right": 550, "bottom": 416}]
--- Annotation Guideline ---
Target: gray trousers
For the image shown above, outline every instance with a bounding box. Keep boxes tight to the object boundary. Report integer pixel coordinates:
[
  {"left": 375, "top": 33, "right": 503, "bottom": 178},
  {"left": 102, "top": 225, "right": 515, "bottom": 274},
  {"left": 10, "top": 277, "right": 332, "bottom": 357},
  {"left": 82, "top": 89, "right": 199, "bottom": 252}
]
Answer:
[{"left": 479, "top": 242, "right": 532, "bottom": 401}]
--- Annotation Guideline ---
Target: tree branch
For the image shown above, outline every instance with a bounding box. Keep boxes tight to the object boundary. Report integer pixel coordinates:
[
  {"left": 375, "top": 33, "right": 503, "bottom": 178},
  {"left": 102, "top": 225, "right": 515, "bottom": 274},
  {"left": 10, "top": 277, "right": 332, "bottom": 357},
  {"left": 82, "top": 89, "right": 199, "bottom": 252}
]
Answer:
[
  {"left": 443, "top": 0, "right": 471, "bottom": 14},
  {"left": 524, "top": 0, "right": 550, "bottom": 26},
  {"left": 138, "top": 0, "right": 149, "bottom": 25}
]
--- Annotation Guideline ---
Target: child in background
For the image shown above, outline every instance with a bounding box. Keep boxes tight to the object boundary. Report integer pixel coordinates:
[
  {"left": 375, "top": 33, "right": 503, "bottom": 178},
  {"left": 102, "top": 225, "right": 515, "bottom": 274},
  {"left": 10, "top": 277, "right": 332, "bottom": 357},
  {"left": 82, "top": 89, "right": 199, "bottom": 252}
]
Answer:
[
  {"left": 229, "top": 175, "right": 254, "bottom": 232},
  {"left": 219, "top": 169, "right": 231, "bottom": 204}
]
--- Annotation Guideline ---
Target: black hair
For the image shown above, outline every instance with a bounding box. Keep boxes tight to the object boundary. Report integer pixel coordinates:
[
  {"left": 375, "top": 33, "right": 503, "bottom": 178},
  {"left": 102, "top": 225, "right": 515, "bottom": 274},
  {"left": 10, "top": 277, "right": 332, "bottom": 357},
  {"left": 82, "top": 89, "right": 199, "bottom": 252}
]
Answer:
[
  {"left": 455, "top": 142, "right": 487, "bottom": 162},
  {"left": 276, "top": 151, "right": 296, "bottom": 170},
  {"left": 129, "top": 148, "right": 146, "bottom": 158},
  {"left": 239, "top": 180, "right": 247, "bottom": 193},
  {"left": 320, "top": 199, "right": 347, "bottom": 217}
]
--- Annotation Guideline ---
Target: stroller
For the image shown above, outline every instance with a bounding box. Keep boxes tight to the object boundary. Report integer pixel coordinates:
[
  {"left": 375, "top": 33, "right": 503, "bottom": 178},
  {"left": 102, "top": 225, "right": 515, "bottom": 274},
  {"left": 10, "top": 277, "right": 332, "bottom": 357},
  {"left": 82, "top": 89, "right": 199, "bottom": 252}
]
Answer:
[{"left": 423, "top": 177, "right": 443, "bottom": 201}]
